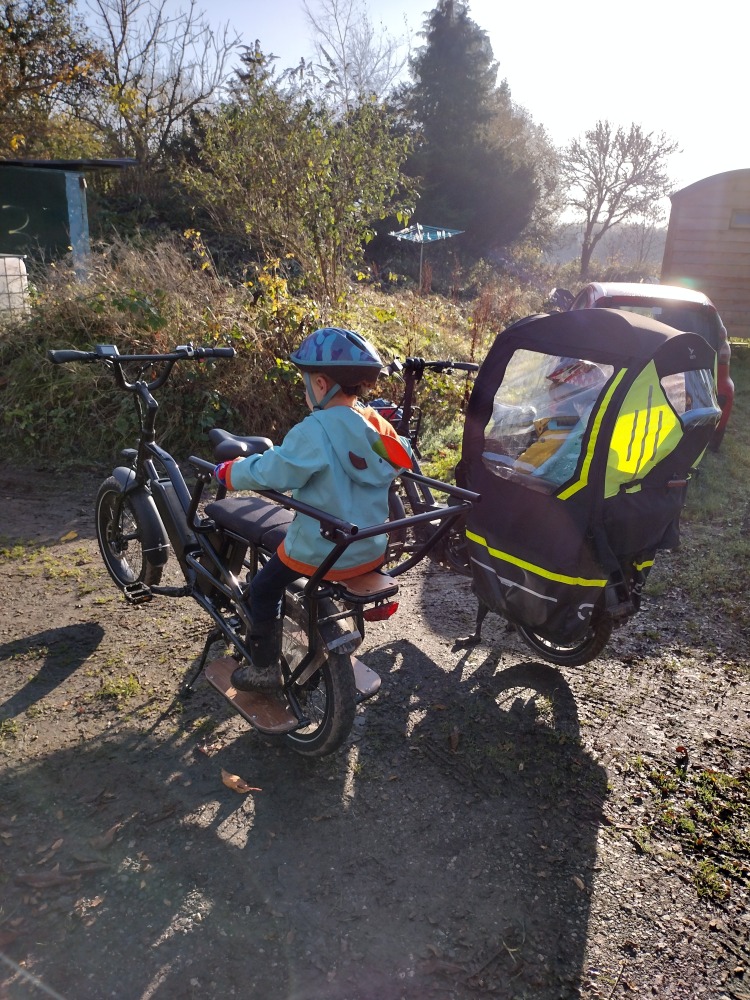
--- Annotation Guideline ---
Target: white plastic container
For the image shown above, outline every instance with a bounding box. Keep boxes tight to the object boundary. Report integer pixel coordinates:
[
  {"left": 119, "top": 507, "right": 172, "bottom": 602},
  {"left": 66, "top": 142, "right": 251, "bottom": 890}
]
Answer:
[{"left": 0, "top": 254, "right": 29, "bottom": 317}]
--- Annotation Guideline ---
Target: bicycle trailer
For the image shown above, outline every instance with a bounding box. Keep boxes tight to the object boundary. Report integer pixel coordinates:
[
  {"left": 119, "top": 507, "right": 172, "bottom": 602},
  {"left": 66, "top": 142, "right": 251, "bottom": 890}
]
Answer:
[{"left": 456, "top": 308, "right": 721, "bottom": 647}]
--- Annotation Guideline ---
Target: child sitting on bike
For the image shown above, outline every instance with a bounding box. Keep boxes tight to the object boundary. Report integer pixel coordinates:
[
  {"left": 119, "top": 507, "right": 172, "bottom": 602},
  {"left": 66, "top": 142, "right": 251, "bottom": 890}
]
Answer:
[{"left": 214, "top": 327, "right": 412, "bottom": 693}]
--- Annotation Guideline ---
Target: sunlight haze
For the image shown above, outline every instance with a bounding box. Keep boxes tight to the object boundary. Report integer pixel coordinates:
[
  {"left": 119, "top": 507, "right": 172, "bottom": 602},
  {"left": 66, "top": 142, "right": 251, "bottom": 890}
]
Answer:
[{"left": 199, "top": 0, "right": 747, "bottom": 197}]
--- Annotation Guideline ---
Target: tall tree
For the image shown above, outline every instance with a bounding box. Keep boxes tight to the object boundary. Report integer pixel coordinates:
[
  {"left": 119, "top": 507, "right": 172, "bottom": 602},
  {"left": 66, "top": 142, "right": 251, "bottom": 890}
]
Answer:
[
  {"left": 0, "top": 0, "right": 105, "bottom": 157},
  {"left": 304, "top": 0, "right": 409, "bottom": 111},
  {"left": 401, "top": 0, "right": 542, "bottom": 259},
  {"left": 561, "top": 120, "right": 679, "bottom": 279}
]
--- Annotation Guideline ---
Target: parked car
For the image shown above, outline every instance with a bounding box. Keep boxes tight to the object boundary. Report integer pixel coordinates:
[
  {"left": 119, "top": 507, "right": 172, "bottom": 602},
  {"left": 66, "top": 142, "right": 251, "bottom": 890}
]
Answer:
[{"left": 561, "top": 281, "right": 734, "bottom": 450}]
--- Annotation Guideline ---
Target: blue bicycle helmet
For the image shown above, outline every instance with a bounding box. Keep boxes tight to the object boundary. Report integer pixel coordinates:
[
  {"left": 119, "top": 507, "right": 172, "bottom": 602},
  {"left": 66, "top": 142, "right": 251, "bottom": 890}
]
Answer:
[{"left": 290, "top": 327, "right": 384, "bottom": 409}]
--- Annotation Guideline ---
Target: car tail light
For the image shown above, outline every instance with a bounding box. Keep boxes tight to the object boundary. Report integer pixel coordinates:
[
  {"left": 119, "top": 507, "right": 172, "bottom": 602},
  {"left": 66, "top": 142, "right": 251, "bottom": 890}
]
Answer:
[{"left": 363, "top": 601, "right": 399, "bottom": 621}]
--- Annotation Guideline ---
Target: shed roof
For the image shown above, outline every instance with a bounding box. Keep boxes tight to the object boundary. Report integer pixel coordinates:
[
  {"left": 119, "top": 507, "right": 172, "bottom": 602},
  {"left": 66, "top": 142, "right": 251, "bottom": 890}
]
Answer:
[
  {"left": 669, "top": 168, "right": 750, "bottom": 202},
  {"left": 0, "top": 158, "right": 137, "bottom": 172}
]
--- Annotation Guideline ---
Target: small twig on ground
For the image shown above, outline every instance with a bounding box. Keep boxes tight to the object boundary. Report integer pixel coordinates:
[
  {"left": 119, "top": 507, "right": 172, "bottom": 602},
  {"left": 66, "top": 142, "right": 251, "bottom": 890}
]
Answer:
[{"left": 605, "top": 961, "right": 625, "bottom": 999}]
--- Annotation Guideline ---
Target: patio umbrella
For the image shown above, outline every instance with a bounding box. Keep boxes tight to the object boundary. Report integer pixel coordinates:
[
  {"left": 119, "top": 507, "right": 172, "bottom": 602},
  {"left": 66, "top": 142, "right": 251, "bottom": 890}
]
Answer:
[{"left": 389, "top": 223, "right": 464, "bottom": 290}]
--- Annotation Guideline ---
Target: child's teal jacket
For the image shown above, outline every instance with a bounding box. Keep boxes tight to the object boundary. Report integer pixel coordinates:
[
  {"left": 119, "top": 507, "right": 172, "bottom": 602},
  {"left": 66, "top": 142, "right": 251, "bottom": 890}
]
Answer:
[{"left": 225, "top": 405, "right": 411, "bottom": 579}]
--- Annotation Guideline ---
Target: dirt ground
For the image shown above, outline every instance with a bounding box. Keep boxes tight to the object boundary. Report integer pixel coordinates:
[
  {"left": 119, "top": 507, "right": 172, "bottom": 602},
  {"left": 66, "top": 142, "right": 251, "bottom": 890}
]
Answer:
[{"left": 1, "top": 465, "right": 749, "bottom": 1000}]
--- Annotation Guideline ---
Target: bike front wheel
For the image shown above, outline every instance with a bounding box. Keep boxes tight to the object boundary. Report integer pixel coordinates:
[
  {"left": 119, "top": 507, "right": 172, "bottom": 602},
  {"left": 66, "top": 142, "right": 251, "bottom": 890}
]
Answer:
[
  {"left": 279, "top": 593, "right": 357, "bottom": 757},
  {"left": 516, "top": 616, "right": 613, "bottom": 667},
  {"left": 96, "top": 477, "right": 164, "bottom": 590}
]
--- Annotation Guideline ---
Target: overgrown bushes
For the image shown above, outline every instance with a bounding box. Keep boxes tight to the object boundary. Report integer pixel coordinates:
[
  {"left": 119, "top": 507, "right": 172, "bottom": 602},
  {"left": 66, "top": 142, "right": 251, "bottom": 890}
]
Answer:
[
  {"left": 1, "top": 239, "right": 311, "bottom": 464},
  {"left": 1, "top": 238, "right": 530, "bottom": 467}
]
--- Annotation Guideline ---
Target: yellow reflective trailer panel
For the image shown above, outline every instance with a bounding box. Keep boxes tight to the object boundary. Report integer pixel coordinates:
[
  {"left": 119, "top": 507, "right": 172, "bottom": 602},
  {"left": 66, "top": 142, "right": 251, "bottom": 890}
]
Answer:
[{"left": 605, "top": 361, "right": 682, "bottom": 498}]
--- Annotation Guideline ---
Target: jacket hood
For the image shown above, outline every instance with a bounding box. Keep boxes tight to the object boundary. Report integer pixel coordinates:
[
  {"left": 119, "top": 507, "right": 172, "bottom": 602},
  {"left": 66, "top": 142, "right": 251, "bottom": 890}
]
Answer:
[{"left": 310, "top": 405, "right": 410, "bottom": 487}]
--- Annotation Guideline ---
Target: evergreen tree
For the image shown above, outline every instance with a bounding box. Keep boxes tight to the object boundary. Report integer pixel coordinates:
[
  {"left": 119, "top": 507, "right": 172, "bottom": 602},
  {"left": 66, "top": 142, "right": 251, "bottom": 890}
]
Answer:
[{"left": 402, "top": 0, "right": 543, "bottom": 260}]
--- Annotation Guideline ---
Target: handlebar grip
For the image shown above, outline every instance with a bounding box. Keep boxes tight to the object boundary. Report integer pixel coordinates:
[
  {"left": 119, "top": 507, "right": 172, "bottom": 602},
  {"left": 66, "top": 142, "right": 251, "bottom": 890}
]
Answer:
[
  {"left": 452, "top": 362, "right": 479, "bottom": 372},
  {"left": 48, "top": 349, "right": 97, "bottom": 364},
  {"left": 209, "top": 347, "right": 236, "bottom": 358},
  {"left": 189, "top": 456, "right": 217, "bottom": 475}
]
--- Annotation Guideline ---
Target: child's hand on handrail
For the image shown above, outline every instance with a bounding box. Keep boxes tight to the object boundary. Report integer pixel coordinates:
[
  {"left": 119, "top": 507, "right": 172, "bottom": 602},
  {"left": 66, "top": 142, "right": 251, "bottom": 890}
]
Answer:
[{"left": 214, "top": 461, "right": 233, "bottom": 487}]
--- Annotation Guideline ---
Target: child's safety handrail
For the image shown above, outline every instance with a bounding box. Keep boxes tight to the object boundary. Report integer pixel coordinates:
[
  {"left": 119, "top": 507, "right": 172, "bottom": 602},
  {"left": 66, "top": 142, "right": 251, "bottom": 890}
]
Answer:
[{"left": 189, "top": 457, "right": 479, "bottom": 587}]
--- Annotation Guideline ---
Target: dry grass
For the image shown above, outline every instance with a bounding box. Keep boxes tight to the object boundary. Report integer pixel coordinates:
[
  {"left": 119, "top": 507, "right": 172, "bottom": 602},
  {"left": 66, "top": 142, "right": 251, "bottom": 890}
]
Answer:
[{"left": 0, "top": 237, "right": 546, "bottom": 467}]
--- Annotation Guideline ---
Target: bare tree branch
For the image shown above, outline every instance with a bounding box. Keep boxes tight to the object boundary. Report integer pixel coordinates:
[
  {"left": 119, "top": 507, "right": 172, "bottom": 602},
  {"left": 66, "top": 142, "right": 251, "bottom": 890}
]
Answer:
[
  {"left": 561, "top": 120, "right": 679, "bottom": 279},
  {"left": 84, "top": 0, "right": 240, "bottom": 163},
  {"left": 303, "top": 0, "right": 409, "bottom": 110}
]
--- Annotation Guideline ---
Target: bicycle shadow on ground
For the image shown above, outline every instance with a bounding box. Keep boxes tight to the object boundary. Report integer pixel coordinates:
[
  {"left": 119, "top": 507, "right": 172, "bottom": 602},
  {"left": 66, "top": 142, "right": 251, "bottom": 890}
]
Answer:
[
  {"left": 0, "top": 632, "right": 606, "bottom": 1000},
  {"left": 0, "top": 622, "right": 104, "bottom": 720},
  {"left": 356, "top": 635, "right": 607, "bottom": 996}
]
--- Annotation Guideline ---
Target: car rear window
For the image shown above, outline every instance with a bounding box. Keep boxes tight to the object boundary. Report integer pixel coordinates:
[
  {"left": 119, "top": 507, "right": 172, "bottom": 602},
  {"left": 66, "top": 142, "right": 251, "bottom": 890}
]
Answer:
[{"left": 598, "top": 298, "right": 721, "bottom": 351}]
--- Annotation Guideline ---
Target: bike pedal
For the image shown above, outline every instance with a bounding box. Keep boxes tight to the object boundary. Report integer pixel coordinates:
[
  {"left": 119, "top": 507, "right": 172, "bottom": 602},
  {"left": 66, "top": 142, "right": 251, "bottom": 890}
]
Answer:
[{"left": 123, "top": 582, "right": 153, "bottom": 604}]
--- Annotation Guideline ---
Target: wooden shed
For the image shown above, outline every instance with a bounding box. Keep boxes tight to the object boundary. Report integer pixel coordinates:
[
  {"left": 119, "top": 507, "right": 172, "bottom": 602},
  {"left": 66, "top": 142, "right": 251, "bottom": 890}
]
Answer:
[{"left": 661, "top": 168, "right": 750, "bottom": 341}]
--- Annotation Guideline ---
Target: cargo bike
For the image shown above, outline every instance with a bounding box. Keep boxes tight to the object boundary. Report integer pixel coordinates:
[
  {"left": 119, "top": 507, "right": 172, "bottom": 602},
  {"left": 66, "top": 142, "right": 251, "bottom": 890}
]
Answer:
[{"left": 48, "top": 308, "right": 720, "bottom": 755}]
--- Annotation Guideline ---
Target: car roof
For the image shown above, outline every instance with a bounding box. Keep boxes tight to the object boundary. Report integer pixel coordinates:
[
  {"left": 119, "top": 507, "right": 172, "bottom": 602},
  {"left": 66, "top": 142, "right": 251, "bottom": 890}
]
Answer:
[{"left": 583, "top": 282, "right": 715, "bottom": 308}]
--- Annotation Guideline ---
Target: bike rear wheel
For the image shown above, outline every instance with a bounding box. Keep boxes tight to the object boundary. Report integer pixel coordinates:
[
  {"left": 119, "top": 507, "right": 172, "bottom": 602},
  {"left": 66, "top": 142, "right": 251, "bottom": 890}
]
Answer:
[
  {"left": 384, "top": 487, "right": 410, "bottom": 567},
  {"left": 279, "top": 594, "right": 357, "bottom": 757},
  {"left": 516, "top": 616, "right": 613, "bottom": 667},
  {"left": 96, "top": 477, "right": 163, "bottom": 589}
]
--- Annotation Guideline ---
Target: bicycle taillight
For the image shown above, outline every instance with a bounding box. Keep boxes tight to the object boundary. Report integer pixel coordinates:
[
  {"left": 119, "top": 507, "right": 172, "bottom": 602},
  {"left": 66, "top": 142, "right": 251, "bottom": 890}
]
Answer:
[{"left": 363, "top": 601, "right": 399, "bottom": 621}]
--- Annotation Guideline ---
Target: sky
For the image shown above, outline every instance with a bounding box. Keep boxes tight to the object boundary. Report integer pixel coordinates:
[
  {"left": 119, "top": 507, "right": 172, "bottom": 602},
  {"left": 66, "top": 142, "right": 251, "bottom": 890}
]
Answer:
[{"left": 196, "top": 0, "right": 748, "bottom": 197}]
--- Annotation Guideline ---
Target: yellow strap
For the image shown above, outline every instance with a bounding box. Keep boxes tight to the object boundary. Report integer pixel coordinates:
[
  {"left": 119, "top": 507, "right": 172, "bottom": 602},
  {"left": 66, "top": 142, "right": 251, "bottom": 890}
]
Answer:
[
  {"left": 558, "top": 368, "right": 628, "bottom": 500},
  {"left": 466, "top": 529, "right": 607, "bottom": 588}
]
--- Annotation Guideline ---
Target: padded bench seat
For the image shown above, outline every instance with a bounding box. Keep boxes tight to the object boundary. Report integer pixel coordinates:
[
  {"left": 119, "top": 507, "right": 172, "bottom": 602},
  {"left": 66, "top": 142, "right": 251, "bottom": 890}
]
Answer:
[
  {"left": 205, "top": 496, "right": 398, "bottom": 602},
  {"left": 205, "top": 496, "right": 293, "bottom": 551}
]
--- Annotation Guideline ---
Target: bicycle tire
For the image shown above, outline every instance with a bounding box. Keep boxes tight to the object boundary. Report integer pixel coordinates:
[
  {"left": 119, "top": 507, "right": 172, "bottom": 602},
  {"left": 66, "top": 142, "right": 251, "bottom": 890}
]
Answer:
[
  {"left": 279, "top": 594, "right": 357, "bottom": 757},
  {"left": 439, "top": 498, "right": 472, "bottom": 576},
  {"left": 95, "top": 477, "right": 164, "bottom": 589},
  {"left": 516, "top": 616, "right": 613, "bottom": 667},
  {"left": 383, "top": 487, "right": 409, "bottom": 567}
]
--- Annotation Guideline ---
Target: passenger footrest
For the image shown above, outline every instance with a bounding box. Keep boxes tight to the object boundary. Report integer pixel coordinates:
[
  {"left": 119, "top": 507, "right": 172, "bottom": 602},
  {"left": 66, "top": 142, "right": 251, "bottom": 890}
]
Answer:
[
  {"left": 123, "top": 581, "right": 153, "bottom": 604},
  {"left": 204, "top": 657, "right": 299, "bottom": 734},
  {"left": 336, "top": 571, "right": 398, "bottom": 604},
  {"left": 353, "top": 657, "right": 381, "bottom": 703}
]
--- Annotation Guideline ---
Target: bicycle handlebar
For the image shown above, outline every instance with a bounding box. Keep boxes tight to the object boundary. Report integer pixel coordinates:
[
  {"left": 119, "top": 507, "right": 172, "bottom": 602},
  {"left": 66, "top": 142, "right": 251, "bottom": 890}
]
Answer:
[
  {"left": 48, "top": 343, "right": 236, "bottom": 366},
  {"left": 399, "top": 357, "right": 479, "bottom": 377},
  {"left": 48, "top": 342, "right": 236, "bottom": 396}
]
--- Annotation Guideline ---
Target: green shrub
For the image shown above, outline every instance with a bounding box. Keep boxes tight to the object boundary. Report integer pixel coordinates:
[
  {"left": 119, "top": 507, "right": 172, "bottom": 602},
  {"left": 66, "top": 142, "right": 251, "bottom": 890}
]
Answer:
[
  {"left": 0, "top": 239, "right": 492, "bottom": 467},
  {"left": 0, "top": 238, "right": 319, "bottom": 464}
]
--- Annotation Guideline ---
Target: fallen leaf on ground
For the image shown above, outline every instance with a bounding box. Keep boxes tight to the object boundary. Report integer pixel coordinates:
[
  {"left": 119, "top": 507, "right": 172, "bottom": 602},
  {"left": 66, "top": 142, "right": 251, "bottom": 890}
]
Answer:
[
  {"left": 60, "top": 530, "right": 78, "bottom": 542},
  {"left": 143, "top": 805, "right": 177, "bottom": 826},
  {"left": 221, "top": 769, "right": 261, "bottom": 794},
  {"left": 572, "top": 875, "right": 586, "bottom": 892},
  {"left": 449, "top": 727, "right": 460, "bottom": 752},
  {"left": 89, "top": 823, "right": 122, "bottom": 849},
  {"left": 36, "top": 837, "right": 65, "bottom": 865},
  {"left": 68, "top": 862, "right": 110, "bottom": 875}
]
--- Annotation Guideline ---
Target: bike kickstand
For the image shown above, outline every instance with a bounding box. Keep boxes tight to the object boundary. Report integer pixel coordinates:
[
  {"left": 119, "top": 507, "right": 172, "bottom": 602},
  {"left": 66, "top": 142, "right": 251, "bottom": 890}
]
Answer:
[
  {"left": 453, "top": 597, "right": 490, "bottom": 649},
  {"left": 182, "top": 626, "right": 226, "bottom": 697}
]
